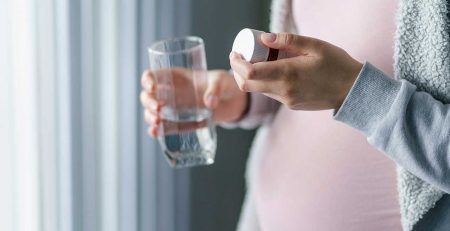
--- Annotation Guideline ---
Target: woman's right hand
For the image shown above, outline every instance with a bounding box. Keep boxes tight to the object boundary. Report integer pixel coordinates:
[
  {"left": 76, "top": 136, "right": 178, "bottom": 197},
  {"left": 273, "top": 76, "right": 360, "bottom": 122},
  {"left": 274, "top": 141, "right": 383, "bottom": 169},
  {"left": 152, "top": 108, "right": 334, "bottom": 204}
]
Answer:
[{"left": 140, "top": 69, "right": 248, "bottom": 137}]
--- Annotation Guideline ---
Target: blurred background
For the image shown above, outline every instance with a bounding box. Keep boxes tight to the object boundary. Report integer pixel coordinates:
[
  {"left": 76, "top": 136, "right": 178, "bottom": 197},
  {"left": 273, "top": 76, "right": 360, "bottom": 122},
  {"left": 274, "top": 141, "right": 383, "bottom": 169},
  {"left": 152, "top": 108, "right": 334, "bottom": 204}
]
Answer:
[{"left": 0, "top": 0, "right": 270, "bottom": 230}]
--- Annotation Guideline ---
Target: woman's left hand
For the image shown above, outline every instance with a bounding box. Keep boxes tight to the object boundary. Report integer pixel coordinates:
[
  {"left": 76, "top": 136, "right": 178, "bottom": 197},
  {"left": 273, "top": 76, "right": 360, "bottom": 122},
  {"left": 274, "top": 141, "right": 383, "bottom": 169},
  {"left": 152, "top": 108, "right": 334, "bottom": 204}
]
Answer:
[{"left": 229, "top": 32, "right": 363, "bottom": 111}]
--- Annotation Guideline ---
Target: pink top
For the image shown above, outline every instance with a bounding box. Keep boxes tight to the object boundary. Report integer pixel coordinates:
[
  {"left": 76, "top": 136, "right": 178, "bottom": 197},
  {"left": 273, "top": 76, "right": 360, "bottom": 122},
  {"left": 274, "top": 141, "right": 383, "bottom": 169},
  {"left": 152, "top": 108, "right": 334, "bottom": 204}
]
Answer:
[{"left": 250, "top": 0, "right": 402, "bottom": 230}]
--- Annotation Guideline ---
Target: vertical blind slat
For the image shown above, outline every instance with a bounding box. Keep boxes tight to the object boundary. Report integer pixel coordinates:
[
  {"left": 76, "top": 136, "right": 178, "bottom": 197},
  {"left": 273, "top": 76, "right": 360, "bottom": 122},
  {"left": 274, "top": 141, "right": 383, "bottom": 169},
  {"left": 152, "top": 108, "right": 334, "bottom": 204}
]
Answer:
[
  {"left": 119, "top": 0, "right": 139, "bottom": 230},
  {"left": 99, "top": 0, "right": 120, "bottom": 230},
  {"left": 0, "top": 0, "right": 15, "bottom": 230},
  {"left": 80, "top": 0, "right": 100, "bottom": 230},
  {"left": 12, "top": 0, "right": 41, "bottom": 230},
  {"left": 36, "top": 0, "right": 59, "bottom": 229},
  {"left": 67, "top": 0, "right": 83, "bottom": 230},
  {"left": 56, "top": 0, "right": 74, "bottom": 230},
  {"left": 137, "top": 0, "right": 159, "bottom": 230}
]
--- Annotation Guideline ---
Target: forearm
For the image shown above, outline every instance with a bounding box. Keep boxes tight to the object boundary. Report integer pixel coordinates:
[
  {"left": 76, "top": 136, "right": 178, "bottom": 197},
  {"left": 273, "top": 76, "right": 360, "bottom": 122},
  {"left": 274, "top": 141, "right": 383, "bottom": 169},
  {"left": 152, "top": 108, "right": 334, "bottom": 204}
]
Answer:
[{"left": 335, "top": 62, "right": 450, "bottom": 193}]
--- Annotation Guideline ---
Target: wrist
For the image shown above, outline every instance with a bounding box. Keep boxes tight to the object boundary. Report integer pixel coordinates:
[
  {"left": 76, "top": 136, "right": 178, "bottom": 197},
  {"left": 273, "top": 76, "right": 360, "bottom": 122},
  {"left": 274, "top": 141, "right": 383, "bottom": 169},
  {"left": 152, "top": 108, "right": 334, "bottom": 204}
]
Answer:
[
  {"left": 334, "top": 62, "right": 403, "bottom": 133},
  {"left": 336, "top": 60, "right": 363, "bottom": 110},
  {"left": 231, "top": 93, "right": 250, "bottom": 122}
]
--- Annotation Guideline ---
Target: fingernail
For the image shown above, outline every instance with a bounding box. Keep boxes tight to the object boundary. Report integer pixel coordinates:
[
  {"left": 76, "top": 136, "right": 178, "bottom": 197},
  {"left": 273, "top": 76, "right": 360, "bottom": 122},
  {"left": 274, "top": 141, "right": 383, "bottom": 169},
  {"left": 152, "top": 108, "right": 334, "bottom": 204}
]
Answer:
[
  {"left": 261, "top": 33, "right": 276, "bottom": 43},
  {"left": 207, "top": 95, "right": 219, "bottom": 108}
]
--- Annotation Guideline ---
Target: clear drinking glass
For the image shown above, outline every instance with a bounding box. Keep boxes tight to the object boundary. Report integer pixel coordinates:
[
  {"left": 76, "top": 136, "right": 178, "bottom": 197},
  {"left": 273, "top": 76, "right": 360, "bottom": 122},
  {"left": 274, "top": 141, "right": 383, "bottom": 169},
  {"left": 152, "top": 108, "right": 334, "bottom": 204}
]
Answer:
[{"left": 148, "top": 36, "right": 217, "bottom": 168}]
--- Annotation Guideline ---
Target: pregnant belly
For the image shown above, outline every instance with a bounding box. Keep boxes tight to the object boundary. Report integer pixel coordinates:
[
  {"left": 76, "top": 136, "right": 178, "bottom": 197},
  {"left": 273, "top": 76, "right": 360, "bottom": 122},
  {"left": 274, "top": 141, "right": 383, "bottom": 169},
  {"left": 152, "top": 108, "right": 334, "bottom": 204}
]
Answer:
[{"left": 254, "top": 108, "right": 401, "bottom": 231}]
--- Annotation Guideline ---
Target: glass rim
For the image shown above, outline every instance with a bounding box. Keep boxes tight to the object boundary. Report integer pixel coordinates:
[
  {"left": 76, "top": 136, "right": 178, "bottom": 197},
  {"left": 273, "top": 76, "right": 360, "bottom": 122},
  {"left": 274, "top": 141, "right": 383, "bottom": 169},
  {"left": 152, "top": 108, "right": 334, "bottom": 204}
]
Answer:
[{"left": 148, "top": 36, "right": 204, "bottom": 56}]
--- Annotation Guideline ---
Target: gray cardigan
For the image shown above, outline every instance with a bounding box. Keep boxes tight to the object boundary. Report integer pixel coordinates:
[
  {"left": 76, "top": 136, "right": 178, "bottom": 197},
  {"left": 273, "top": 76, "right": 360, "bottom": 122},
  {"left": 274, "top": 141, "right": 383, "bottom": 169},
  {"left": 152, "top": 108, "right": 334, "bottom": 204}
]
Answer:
[
  {"left": 236, "top": 0, "right": 450, "bottom": 230},
  {"left": 335, "top": 63, "right": 450, "bottom": 230},
  {"left": 334, "top": 1, "right": 450, "bottom": 230}
]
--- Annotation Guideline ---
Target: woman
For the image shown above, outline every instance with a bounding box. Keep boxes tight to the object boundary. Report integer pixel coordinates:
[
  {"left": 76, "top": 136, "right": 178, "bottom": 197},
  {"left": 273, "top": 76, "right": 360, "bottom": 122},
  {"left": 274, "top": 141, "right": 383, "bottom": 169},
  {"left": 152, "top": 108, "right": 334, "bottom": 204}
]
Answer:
[{"left": 140, "top": 0, "right": 450, "bottom": 230}]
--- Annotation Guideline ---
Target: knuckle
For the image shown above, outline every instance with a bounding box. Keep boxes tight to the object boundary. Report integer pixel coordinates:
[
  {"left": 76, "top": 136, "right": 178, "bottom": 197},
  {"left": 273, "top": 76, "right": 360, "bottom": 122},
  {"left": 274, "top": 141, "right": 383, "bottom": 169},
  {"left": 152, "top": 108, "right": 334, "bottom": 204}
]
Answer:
[
  {"left": 286, "top": 103, "right": 296, "bottom": 110},
  {"left": 147, "top": 127, "right": 155, "bottom": 137},
  {"left": 283, "top": 87, "right": 298, "bottom": 106},
  {"left": 282, "top": 62, "right": 293, "bottom": 76},
  {"left": 286, "top": 85, "right": 296, "bottom": 97},
  {"left": 246, "top": 68, "right": 256, "bottom": 79},
  {"left": 282, "top": 33, "right": 294, "bottom": 46},
  {"left": 141, "top": 70, "right": 150, "bottom": 81},
  {"left": 285, "top": 98, "right": 296, "bottom": 109},
  {"left": 238, "top": 79, "right": 249, "bottom": 92},
  {"left": 146, "top": 110, "right": 158, "bottom": 125},
  {"left": 142, "top": 70, "right": 155, "bottom": 87},
  {"left": 280, "top": 83, "right": 292, "bottom": 97},
  {"left": 144, "top": 111, "right": 151, "bottom": 124},
  {"left": 313, "top": 40, "right": 328, "bottom": 56},
  {"left": 145, "top": 69, "right": 153, "bottom": 77},
  {"left": 139, "top": 91, "right": 147, "bottom": 104}
]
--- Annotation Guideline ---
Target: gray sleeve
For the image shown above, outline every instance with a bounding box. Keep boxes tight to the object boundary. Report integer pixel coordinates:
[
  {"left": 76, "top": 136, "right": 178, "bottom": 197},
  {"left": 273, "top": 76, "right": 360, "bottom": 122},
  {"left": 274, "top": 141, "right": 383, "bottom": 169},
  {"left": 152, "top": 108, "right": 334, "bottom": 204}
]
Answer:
[
  {"left": 220, "top": 92, "right": 280, "bottom": 130},
  {"left": 334, "top": 62, "right": 450, "bottom": 193}
]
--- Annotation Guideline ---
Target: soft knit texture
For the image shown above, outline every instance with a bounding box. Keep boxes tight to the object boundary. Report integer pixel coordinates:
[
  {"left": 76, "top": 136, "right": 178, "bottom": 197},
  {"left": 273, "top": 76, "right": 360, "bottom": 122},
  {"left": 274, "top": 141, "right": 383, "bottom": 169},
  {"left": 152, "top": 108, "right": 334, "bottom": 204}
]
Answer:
[
  {"left": 334, "top": 63, "right": 450, "bottom": 230},
  {"left": 234, "top": 0, "right": 450, "bottom": 230},
  {"left": 394, "top": 1, "right": 450, "bottom": 229}
]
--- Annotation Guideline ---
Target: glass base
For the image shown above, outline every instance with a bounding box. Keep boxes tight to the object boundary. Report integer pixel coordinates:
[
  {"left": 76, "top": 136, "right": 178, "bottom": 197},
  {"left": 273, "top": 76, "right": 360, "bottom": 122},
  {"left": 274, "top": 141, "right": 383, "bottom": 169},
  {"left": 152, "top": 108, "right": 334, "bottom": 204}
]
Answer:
[{"left": 163, "top": 151, "right": 215, "bottom": 168}]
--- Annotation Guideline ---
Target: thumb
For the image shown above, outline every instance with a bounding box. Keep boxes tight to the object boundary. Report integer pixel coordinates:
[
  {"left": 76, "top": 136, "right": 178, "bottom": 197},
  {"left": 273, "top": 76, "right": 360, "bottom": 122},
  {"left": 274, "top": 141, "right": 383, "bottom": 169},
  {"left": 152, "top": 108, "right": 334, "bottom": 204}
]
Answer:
[
  {"left": 203, "top": 74, "right": 222, "bottom": 109},
  {"left": 260, "top": 32, "right": 315, "bottom": 54}
]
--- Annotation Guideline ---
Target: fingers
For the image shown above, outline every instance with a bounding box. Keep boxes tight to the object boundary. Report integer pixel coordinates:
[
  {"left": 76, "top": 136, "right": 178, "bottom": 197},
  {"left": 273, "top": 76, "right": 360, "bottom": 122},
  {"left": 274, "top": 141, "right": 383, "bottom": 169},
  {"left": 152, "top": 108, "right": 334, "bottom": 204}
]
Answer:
[
  {"left": 141, "top": 70, "right": 159, "bottom": 137},
  {"left": 141, "top": 70, "right": 156, "bottom": 102},
  {"left": 203, "top": 73, "right": 222, "bottom": 109},
  {"left": 141, "top": 70, "right": 156, "bottom": 92},
  {"left": 229, "top": 52, "right": 286, "bottom": 93},
  {"left": 203, "top": 70, "right": 236, "bottom": 109},
  {"left": 159, "top": 119, "right": 208, "bottom": 136},
  {"left": 229, "top": 52, "right": 270, "bottom": 92},
  {"left": 144, "top": 109, "right": 160, "bottom": 137},
  {"left": 260, "top": 33, "right": 316, "bottom": 55},
  {"left": 230, "top": 52, "right": 291, "bottom": 80},
  {"left": 147, "top": 126, "right": 158, "bottom": 137},
  {"left": 141, "top": 68, "right": 193, "bottom": 92},
  {"left": 146, "top": 113, "right": 208, "bottom": 137},
  {"left": 139, "top": 90, "right": 165, "bottom": 137},
  {"left": 142, "top": 68, "right": 201, "bottom": 138},
  {"left": 144, "top": 109, "right": 160, "bottom": 125},
  {"left": 144, "top": 110, "right": 209, "bottom": 137},
  {"left": 229, "top": 52, "right": 255, "bottom": 78},
  {"left": 140, "top": 91, "right": 162, "bottom": 113}
]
